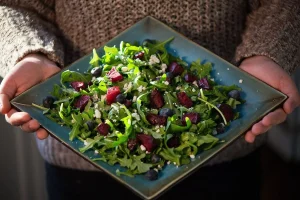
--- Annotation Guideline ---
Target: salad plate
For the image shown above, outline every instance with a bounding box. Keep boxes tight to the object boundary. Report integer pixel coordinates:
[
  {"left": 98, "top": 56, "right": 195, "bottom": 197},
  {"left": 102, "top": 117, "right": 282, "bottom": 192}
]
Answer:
[{"left": 11, "top": 16, "right": 286, "bottom": 199}]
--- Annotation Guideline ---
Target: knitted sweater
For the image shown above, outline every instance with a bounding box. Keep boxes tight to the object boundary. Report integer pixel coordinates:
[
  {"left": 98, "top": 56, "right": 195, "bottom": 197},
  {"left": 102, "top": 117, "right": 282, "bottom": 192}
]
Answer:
[{"left": 0, "top": 0, "right": 299, "bottom": 171}]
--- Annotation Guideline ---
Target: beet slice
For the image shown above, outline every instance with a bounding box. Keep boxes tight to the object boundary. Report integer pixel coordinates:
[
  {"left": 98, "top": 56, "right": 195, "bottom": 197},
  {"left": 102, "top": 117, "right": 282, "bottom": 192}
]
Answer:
[
  {"left": 182, "top": 112, "right": 201, "bottom": 125},
  {"left": 74, "top": 95, "right": 90, "bottom": 112},
  {"left": 97, "top": 123, "right": 110, "bottom": 136},
  {"left": 137, "top": 134, "right": 158, "bottom": 152},
  {"left": 71, "top": 81, "right": 87, "bottom": 92},
  {"left": 177, "top": 92, "right": 193, "bottom": 108},
  {"left": 107, "top": 67, "right": 123, "bottom": 82},
  {"left": 146, "top": 113, "right": 167, "bottom": 125},
  {"left": 150, "top": 89, "right": 164, "bottom": 109},
  {"left": 167, "top": 62, "right": 184, "bottom": 76}
]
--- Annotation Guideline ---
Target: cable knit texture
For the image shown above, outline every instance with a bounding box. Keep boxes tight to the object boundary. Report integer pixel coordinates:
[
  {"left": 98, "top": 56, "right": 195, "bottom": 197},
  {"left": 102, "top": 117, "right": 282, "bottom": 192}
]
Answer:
[{"left": 0, "top": 0, "right": 299, "bottom": 171}]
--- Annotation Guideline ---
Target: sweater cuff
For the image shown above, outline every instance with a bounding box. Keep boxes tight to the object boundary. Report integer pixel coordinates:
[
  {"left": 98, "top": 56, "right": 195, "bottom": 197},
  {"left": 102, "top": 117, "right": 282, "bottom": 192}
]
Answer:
[
  {"left": 234, "top": 2, "right": 300, "bottom": 75},
  {"left": 0, "top": 6, "right": 64, "bottom": 78}
]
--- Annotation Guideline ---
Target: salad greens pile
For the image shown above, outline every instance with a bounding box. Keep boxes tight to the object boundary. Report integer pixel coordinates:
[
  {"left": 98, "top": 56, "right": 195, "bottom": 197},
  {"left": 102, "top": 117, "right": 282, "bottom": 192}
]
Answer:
[{"left": 34, "top": 38, "right": 244, "bottom": 180}]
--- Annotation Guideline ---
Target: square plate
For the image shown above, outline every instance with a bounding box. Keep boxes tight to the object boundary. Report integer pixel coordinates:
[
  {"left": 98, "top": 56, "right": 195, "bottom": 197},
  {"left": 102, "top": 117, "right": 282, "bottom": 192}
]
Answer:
[{"left": 11, "top": 16, "right": 286, "bottom": 199}]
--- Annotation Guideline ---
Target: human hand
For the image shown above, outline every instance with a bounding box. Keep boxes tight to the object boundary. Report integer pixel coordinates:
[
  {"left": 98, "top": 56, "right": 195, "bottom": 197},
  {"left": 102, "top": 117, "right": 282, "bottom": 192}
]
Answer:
[
  {"left": 0, "top": 54, "right": 60, "bottom": 139},
  {"left": 239, "top": 56, "right": 300, "bottom": 143}
]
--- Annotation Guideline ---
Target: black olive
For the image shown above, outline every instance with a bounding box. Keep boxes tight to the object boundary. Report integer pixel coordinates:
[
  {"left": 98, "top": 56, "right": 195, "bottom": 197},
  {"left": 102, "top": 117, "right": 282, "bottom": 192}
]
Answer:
[
  {"left": 116, "top": 94, "right": 126, "bottom": 104},
  {"left": 228, "top": 90, "right": 240, "bottom": 100},
  {"left": 91, "top": 67, "right": 102, "bottom": 77},
  {"left": 86, "top": 121, "right": 96, "bottom": 131},
  {"left": 151, "top": 154, "right": 161, "bottom": 164},
  {"left": 42, "top": 96, "right": 56, "bottom": 108},
  {"left": 145, "top": 169, "right": 158, "bottom": 181},
  {"left": 216, "top": 123, "right": 226, "bottom": 134},
  {"left": 159, "top": 108, "right": 174, "bottom": 117}
]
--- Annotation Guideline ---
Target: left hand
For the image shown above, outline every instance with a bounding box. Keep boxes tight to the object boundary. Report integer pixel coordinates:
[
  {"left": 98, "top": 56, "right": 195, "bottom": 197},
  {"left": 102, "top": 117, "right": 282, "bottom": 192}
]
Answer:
[{"left": 239, "top": 56, "right": 300, "bottom": 143}]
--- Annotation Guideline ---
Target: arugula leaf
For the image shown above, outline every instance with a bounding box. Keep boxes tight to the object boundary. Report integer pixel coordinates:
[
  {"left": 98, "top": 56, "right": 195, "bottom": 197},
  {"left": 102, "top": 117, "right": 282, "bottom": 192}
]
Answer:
[
  {"left": 79, "top": 135, "right": 102, "bottom": 153},
  {"left": 190, "top": 59, "right": 212, "bottom": 78},
  {"left": 89, "top": 48, "right": 101, "bottom": 67},
  {"left": 136, "top": 92, "right": 151, "bottom": 125},
  {"left": 69, "top": 123, "right": 80, "bottom": 141},
  {"left": 60, "top": 70, "right": 89, "bottom": 86},
  {"left": 159, "top": 148, "right": 181, "bottom": 166}
]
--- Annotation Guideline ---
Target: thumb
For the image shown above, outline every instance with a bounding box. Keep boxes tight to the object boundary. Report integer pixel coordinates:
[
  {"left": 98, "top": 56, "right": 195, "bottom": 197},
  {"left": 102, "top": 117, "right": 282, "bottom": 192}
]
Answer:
[
  {"left": 0, "top": 76, "right": 17, "bottom": 114},
  {"left": 280, "top": 78, "right": 300, "bottom": 114}
]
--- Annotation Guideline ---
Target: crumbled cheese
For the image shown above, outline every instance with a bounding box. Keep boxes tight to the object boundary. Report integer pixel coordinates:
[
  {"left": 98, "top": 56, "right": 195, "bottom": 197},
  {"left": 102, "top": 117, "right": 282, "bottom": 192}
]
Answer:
[
  {"left": 149, "top": 54, "right": 160, "bottom": 65},
  {"left": 146, "top": 151, "right": 150, "bottom": 154},
  {"left": 95, "top": 109, "right": 101, "bottom": 119},
  {"left": 154, "top": 168, "right": 158, "bottom": 172},
  {"left": 239, "top": 79, "right": 243, "bottom": 83},
  {"left": 210, "top": 78, "right": 215, "bottom": 81},
  {"left": 101, "top": 95, "right": 106, "bottom": 101},
  {"left": 192, "top": 81, "right": 198, "bottom": 87},
  {"left": 132, "top": 96, "right": 137, "bottom": 102},
  {"left": 156, "top": 129, "right": 160, "bottom": 133},
  {"left": 158, "top": 70, "right": 163, "bottom": 74},
  {"left": 142, "top": 86, "right": 146, "bottom": 91},
  {"left": 192, "top": 88, "right": 196, "bottom": 92},
  {"left": 167, "top": 161, "right": 171, "bottom": 165},
  {"left": 92, "top": 93, "right": 99, "bottom": 101},
  {"left": 158, "top": 165, "right": 161, "bottom": 169},
  {"left": 121, "top": 67, "right": 128, "bottom": 72},
  {"left": 190, "top": 154, "right": 195, "bottom": 159},
  {"left": 71, "top": 119, "right": 76, "bottom": 124},
  {"left": 92, "top": 77, "right": 96, "bottom": 81},
  {"left": 161, "top": 63, "right": 167, "bottom": 72},
  {"left": 176, "top": 86, "right": 181, "bottom": 90},
  {"left": 137, "top": 85, "right": 143, "bottom": 92},
  {"left": 132, "top": 113, "right": 140, "bottom": 121},
  {"left": 113, "top": 119, "right": 117, "bottom": 122},
  {"left": 94, "top": 103, "right": 98, "bottom": 109},
  {"left": 140, "top": 145, "right": 146, "bottom": 151},
  {"left": 95, "top": 150, "right": 99, "bottom": 154},
  {"left": 173, "top": 162, "right": 176, "bottom": 165},
  {"left": 212, "top": 129, "right": 218, "bottom": 135},
  {"left": 84, "top": 140, "right": 88, "bottom": 145},
  {"left": 164, "top": 81, "right": 169, "bottom": 85}
]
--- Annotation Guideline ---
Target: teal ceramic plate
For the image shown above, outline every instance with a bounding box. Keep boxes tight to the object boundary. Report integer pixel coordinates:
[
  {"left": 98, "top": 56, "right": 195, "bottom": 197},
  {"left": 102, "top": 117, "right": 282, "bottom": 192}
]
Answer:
[{"left": 11, "top": 16, "right": 286, "bottom": 199}]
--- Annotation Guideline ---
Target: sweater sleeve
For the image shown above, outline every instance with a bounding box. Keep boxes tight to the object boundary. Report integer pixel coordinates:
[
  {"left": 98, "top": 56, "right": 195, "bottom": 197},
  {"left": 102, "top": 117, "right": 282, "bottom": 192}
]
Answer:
[
  {"left": 0, "top": 2, "right": 64, "bottom": 78},
  {"left": 234, "top": 0, "right": 300, "bottom": 74}
]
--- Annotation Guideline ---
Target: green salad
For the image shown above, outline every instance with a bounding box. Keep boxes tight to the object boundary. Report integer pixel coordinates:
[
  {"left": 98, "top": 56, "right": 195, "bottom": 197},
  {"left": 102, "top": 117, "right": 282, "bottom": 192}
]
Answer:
[{"left": 34, "top": 38, "right": 244, "bottom": 180}]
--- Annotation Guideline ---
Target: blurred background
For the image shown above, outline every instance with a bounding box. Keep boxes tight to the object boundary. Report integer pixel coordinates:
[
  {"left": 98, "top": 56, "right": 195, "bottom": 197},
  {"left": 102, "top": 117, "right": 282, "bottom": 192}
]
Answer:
[{"left": 0, "top": 68, "right": 300, "bottom": 200}]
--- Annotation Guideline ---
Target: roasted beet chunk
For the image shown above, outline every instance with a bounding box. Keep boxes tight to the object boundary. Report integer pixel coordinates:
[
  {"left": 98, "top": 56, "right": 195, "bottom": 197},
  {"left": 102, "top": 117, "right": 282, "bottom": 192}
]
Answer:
[
  {"left": 133, "top": 51, "right": 144, "bottom": 60},
  {"left": 106, "top": 86, "right": 121, "bottom": 105},
  {"left": 146, "top": 113, "right": 167, "bottom": 125},
  {"left": 74, "top": 95, "right": 90, "bottom": 112},
  {"left": 127, "top": 138, "right": 138, "bottom": 151},
  {"left": 167, "top": 136, "right": 180, "bottom": 148},
  {"left": 71, "top": 81, "right": 87, "bottom": 92},
  {"left": 150, "top": 89, "right": 164, "bottom": 109},
  {"left": 107, "top": 67, "right": 123, "bottom": 82},
  {"left": 124, "top": 99, "right": 132, "bottom": 108},
  {"left": 184, "top": 73, "right": 197, "bottom": 83},
  {"left": 97, "top": 123, "right": 110, "bottom": 136},
  {"left": 177, "top": 92, "right": 193, "bottom": 108},
  {"left": 167, "top": 62, "right": 184, "bottom": 76},
  {"left": 217, "top": 103, "right": 234, "bottom": 122},
  {"left": 197, "top": 77, "right": 211, "bottom": 90},
  {"left": 42, "top": 96, "right": 56, "bottom": 108},
  {"left": 145, "top": 169, "right": 158, "bottom": 181},
  {"left": 137, "top": 134, "right": 157, "bottom": 152},
  {"left": 182, "top": 112, "right": 201, "bottom": 125}
]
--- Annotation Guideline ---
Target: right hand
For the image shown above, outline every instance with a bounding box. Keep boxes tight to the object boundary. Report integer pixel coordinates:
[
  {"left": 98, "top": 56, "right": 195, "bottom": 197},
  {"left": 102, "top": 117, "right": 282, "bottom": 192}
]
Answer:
[{"left": 0, "top": 54, "right": 61, "bottom": 139}]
